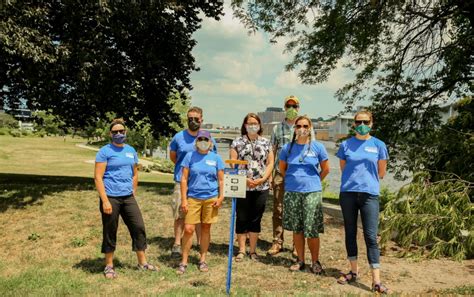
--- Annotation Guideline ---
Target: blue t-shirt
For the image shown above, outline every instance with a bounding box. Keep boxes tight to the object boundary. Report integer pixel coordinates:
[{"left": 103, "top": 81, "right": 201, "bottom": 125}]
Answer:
[
  {"left": 95, "top": 143, "right": 138, "bottom": 197},
  {"left": 181, "top": 151, "right": 225, "bottom": 199},
  {"left": 170, "top": 130, "right": 217, "bottom": 182},
  {"left": 336, "top": 136, "right": 389, "bottom": 196},
  {"left": 279, "top": 141, "right": 329, "bottom": 193}
]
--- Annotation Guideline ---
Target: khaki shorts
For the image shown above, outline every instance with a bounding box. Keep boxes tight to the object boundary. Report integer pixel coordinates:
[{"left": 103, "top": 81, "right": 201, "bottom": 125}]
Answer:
[
  {"left": 184, "top": 197, "right": 219, "bottom": 225},
  {"left": 172, "top": 183, "right": 186, "bottom": 220}
]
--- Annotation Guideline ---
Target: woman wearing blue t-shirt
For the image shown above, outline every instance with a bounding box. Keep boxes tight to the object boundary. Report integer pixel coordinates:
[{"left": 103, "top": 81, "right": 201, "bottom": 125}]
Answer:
[
  {"left": 94, "top": 119, "right": 157, "bottom": 279},
  {"left": 336, "top": 110, "right": 390, "bottom": 294},
  {"left": 279, "top": 115, "right": 330, "bottom": 274},
  {"left": 177, "top": 130, "right": 225, "bottom": 274}
]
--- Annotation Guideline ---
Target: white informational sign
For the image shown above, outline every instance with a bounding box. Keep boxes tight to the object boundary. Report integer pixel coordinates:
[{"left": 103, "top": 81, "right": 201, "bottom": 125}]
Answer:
[{"left": 224, "top": 172, "right": 247, "bottom": 198}]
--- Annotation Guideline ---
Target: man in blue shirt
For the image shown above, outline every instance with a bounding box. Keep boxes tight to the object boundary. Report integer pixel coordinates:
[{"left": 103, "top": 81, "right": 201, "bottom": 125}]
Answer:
[{"left": 169, "top": 106, "right": 216, "bottom": 257}]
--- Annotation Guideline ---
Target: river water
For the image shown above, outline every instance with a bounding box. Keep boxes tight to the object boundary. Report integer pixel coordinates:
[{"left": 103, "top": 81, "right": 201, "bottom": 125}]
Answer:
[{"left": 215, "top": 140, "right": 405, "bottom": 194}]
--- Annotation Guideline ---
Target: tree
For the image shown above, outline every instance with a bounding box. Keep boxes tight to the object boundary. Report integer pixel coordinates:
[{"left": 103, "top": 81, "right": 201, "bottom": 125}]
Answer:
[
  {"left": 1, "top": 1, "right": 223, "bottom": 138},
  {"left": 0, "top": 112, "right": 18, "bottom": 129},
  {"left": 232, "top": 0, "right": 474, "bottom": 178},
  {"left": 32, "top": 110, "right": 66, "bottom": 136}
]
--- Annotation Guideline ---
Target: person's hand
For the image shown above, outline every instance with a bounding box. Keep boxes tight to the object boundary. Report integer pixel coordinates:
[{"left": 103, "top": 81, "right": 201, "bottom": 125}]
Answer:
[
  {"left": 212, "top": 197, "right": 224, "bottom": 208},
  {"left": 180, "top": 201, "right": 188, "bottom": 213},
  {"left": 246, "top": 178, "right": 255, "bottom": 188},
  {"left": 102, "top": 200, "right": 113, "bottom": 215}
]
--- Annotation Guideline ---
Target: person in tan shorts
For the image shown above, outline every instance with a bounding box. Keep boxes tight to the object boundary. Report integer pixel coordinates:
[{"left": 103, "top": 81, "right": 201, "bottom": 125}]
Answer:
[{"left": 176, "top": 130, "right": 225, "bottom": 274}]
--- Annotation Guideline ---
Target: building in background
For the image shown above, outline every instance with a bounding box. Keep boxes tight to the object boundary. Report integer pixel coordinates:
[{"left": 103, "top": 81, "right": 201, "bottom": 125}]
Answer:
[
  {"left": 258, "top": 107, "right": 285, "bottom": 138},
  {"left": 328, "top": 114, "right": 353, "bottom": 140}
]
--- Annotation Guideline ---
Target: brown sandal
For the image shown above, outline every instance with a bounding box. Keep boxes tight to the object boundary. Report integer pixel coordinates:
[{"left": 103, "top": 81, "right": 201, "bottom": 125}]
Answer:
[{"left": 337, "top": 271, "right": 357, "bottom": 284}]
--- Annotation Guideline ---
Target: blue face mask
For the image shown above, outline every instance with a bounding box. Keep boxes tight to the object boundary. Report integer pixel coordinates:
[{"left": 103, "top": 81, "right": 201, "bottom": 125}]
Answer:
[
  {"left": 355, "top": 124, "right": 371, "bottom": 136},
  {"left": 112, "top": 133, "right": 126, "bottom": 144}
]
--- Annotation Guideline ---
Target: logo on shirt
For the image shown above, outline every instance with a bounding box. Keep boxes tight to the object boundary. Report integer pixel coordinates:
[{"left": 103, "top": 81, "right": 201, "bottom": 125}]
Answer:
[
  {"left": 364, "top": 146, "right": 378, "bottom": 154},
  {"left": 307, "top": 151, "right": 317, "bottom": 157},
  {"left": 125, "top": 152, "right": 135, "bottom": 158},
  {"left": 206, "top": 160, "right": 217, "bottom": 166}
]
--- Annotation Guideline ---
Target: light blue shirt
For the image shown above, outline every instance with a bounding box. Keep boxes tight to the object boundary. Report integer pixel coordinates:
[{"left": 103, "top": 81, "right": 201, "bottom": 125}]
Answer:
[
  {"left": 181, "top": 151, "right": 225, "bottom": 199},
  {"left": 279, "top": 141, "right": 328, "bottom": 193},
  {"left": 96, "top": 143, "right": 138, "bottom": 197},
  {"left": 170, "top": 130, "right": 217, "bottom": 182},
  {"left": 336, "top": 136, "right": 389, "bottom": 196}
]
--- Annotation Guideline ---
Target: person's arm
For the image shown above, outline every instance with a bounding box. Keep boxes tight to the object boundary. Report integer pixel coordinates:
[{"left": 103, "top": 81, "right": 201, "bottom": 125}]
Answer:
[
  {"left": 180, "top": 167, "right": 189, "bottom": 213},
  {"left": 319, "top": 159, "right": 330, "bottom": 180},
  {"left": 170, "top": 151, "right": 177, "bottom": 164},
  {"left": 132, "top": 164, "right": 138, "bottom": 196},
  {"left": 213, "top": 170, "right": 225, "bottom": 208},
  {"left": 229, "top": 148, "right": 238, "bottom": 168},
  {"left": 94, "top": 162, "right": 112, "bottom": 214},
  {"left": 279, "top": 160, "right": 287, "bottom": 177},
  {"left": 254, "top": 150, "right": 274, "bottom": 186},
  {"left": 378, "top": 160, "right": 387, "bottom": 179},
  {"left": 339, "top": 159, "right": 346, "bottom": 172}
]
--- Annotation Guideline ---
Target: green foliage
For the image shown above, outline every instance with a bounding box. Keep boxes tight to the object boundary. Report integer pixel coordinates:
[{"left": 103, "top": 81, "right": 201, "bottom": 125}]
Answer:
[
  {"left": 380, "top": 171, "right": 473, "bottom": 261},
  {"left": 70, "top": 237, "right": 87, "bottom": 248},
  {"left": 32, "top": 110, "right": 66, "bottom": 136},
  {"left": 1, "top": 1, "right": 223, "bottom": 137},
  {"left": 379, "top": 186, "right": 396, "bottom": 211},
  {"left": 0, "top": 113, "right": 18, "bottom": 129},
  {"left": 27, "top": 233, "right": 40, "bottom": 241},
  {"left": 8, "top": 129, "right": 21, "bottom": 137},
  {"left": 148, "top": 158, "right": 175, "bottom": 174}
]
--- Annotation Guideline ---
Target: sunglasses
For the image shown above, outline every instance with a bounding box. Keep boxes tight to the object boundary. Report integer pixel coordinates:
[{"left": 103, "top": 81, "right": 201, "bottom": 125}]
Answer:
[
  {"left": 188, "top": 117, "right": 200, "bottom": 122},
  {"left": 295, "top": 125, "right": 309, "bottom": 129},
  {"left": 197, "top": 137, "right": 209, "bottom": 141},
  {"left": 285, "top": 104, "right": 299, "bottom": 109},
  {"left": 111, "top": 129, "right": 125, "bottom": 135},
  {"left": 355, "top": 120, "right": 371, "bottom": 125}
]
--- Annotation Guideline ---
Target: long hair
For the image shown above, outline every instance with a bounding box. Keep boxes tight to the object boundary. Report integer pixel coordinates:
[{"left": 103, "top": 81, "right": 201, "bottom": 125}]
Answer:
[
  {"left": 240, "top": 113, "right": 263, "bottom": 136},
  {"left": 288, "top": 115, "right": 313, "bottom": 155}
]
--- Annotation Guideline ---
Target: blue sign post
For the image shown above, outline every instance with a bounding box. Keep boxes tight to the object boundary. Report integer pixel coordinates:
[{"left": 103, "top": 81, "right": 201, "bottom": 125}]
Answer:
[{"left": 224, "top": 160, "right": 248, "bottom": 295}]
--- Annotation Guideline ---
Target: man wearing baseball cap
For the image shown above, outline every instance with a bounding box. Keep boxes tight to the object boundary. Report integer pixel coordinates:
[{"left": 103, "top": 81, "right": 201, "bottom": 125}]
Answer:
[{"left": 268, "top": 95, "right": 315, "bottom": 256}]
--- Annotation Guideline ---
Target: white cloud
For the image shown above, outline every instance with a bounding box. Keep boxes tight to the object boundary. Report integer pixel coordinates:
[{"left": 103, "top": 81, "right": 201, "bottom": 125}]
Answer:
[
  {"left": 193, "top": 80, "right": 269, "bottom": 97},
  {"left": 274, "top": 71, "right": 301, "bottom": 88}
]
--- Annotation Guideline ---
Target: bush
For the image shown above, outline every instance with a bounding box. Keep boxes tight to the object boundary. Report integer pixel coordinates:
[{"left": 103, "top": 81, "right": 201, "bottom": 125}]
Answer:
[
  {"left": 380, "top": 171, "right": 473, "bottom": 260},
  {"left": 34, "top": 130, "right": 46, "bottom": 138},
  {"left": 379, "top": 186, "right": 396, "bottom": 211},
  {"left": 21, "top": 130, "right": 32, "bottom": 136},
  {"left": 0, "top": 128, "right": 9, "bottom": 135},
  {"left": 148, "top": 158, "right": 174, "bottom": 173},
  {"left": 9, "top": 129, "right": 22, "bottom": 137}
]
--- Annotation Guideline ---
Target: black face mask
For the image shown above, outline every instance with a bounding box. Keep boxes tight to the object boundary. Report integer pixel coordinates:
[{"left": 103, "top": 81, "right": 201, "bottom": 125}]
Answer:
[{"left": 188, "top": 118, "right": 201, "bottom": 131}]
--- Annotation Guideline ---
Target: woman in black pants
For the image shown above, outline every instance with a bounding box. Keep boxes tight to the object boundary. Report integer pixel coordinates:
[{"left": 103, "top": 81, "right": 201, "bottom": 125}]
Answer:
[
  {"left": 94, "top": 118, "right": 157, "bottom": 279},
  {"left": 230, "top": 113, "right": 274, "bottom": 261}
]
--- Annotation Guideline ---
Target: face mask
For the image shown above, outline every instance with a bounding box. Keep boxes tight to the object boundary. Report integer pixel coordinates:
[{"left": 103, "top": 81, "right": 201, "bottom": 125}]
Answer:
[
  {"left": 188, "top": 118, "right": 201, "bottom": 131},
  {"left": 112, "top": 133, "right": 126, "bottom": 144},
  {"left": 196, "top": 140, "right": 210, "bottom": 151},
  {"left": 246, "top": 124, "right": 260, "bottom": 135},
  {"left": 295, "top": 128, "right": 309, "bottom": 137},
  {"left": 355, "top": 124, "right": 371, "bottom": 135},
  {"left": 286, "top": 108, "right": 298, "bottom": 120}
]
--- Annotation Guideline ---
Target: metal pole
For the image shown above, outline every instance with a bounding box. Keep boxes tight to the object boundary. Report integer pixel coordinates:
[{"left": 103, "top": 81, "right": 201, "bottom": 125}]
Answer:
[{"left": 226, "top": 197, "right": 237, "bottom": 295}]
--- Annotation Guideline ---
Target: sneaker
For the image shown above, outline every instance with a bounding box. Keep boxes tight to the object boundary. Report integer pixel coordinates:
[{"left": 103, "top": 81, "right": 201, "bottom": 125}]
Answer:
[
  {"left": 267, "top": 243, "right": 282, "bottom": 256},
  {"left": 309, "top": 260, "right": 325, "bottom": 275},
  {"left": 171, "top": 244, "right": 181, "bottom": 257},
  {"left": 289, "top": 261, "right": 306, "bottom": 272}
]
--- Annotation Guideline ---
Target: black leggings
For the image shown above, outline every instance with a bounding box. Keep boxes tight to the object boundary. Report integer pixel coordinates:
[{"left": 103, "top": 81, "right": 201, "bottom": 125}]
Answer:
[
  {"left": 100, "top": 195, "right": 147, "bottom": 253},
  {"left": 236, "top": 190, "right": 268, "bottom": 234}
]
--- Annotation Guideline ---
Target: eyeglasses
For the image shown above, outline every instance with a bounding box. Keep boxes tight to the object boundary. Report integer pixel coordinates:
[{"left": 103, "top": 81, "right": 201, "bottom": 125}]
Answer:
[
  {"left": 285, "top": 104, "right": 299, "bottom": 109},
  {"left": 111, "top": 129, "right": 125, "bottom": 135},
  {"left": 355, "top": 120, "right": 370, "bottom": 125},
  {"left": 295, "top": 125, "right": 309, "bottom": 129},
  {"left": 197, "top": 137, "right": 209, "bottom": 141},
  {"left": 188, "top": 117, "right": 200, "bottom": 122}
]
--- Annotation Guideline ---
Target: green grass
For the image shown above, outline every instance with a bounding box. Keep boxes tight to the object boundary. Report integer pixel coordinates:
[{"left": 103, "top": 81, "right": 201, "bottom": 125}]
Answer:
[{"left": 0, "top": 135, "right": 472, "bottom": 296}]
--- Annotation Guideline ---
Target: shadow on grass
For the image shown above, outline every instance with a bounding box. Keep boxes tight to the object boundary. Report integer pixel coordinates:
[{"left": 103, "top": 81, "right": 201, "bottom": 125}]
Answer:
[
  {"left": 0, "top": 173, "right": 173, "bottom": 213},
  {"left": 73, "top": 257, "right": 132, "bottom": 273}
]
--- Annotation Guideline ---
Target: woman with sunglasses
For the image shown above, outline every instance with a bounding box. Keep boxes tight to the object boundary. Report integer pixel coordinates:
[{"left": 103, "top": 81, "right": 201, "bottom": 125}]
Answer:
[
  {"left": 279, "top": 115, "right": 330, "bottom": 274},
  {"left": 177, "top": 130, "right": 225, "bottom": 274},
  {"left": 230, "top": 113, "right": 274, "bottom": 262},
  {"left": 336, "top": 110, "right": 390, "bottom": 294},
  {"left": 94, "top": 118, "right": 157, "bottom": 279}
]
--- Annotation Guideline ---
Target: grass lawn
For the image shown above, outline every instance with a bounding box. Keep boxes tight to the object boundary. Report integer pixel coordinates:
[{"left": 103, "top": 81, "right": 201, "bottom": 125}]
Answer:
[{"left": 0, "top": 135, "right": 473, "bottom": 296}]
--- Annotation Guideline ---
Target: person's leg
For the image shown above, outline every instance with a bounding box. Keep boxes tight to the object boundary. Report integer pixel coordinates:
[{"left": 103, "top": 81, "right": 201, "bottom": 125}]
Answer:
[
  {"left": 269, "top": 172, "right": 284, "bottom": 254},
  {"left": 120, "top": 196, "right": 148, "bottom": 263},
  {"left": 248, "top": 190, "right": 268, "bottom": 255},
  {"left": 172, "top": 183, "right": 185, "bottom": 252},
  {"left": 199, "top": 223, "right": 211, "bottom": 263},
  {"left": 198, "top": 197, "right": 219, "bottom": 270},
  {"left": 181, "top": 224, "right": 195, "bottom": 265},
  {"left": 104, "top": 252, "right": 114, "bottom": 267},
  {"left": 100, "top": 197, "right": 121, "bottom": 265},
  {"left": 339, "top": 192, "right": 360, "bottom": 275},
  {"left": 301, "top": 192, "right": 324, "bottom": 262},
  {"left": 307, "top": 237, "right": 320, "bottom": 262},
  {"left": 358, "top": 193, "right": 382, "bottom": 285},
  {"left": 236, "top": 194, "right": 250, "bottom": 255},
  {"left": 294, "top": 232, "right": 305, "bottom": 262},
  {"left": 195, "top": 223, "right": 201, "bottom": 246}
]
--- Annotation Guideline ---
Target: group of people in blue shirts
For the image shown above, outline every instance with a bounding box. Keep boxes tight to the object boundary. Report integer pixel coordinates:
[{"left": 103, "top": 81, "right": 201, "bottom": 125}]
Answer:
[{"left": 94, "top": 96, "right": 390, "bottom": 294}]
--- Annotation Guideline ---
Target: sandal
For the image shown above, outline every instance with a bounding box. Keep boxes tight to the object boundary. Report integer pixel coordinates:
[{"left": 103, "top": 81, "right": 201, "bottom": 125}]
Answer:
[
  {"left": 235, "top": 251, "right": 246, "bottom": 262},
  {"left": 198, "top": 261, "right": 209, "bottom": 272},
  {"left": 103, "top": 265, "right": 117, "bottom": 279},
  {"left": 249, "top": 252, "right": 258, "bottom": 261},
  {"left": 137, "top": 263, "right": 158, "bottom": 272},
  {"left": 289, "top": 261, "right": 306, "bottom": 272},
  {"left": 337, "top": 271, "right": 357, "bottom": 284},
  {"left": 176, "top": 263, "right": 187, "bottom": 275},
  {"left": 372, "top": 283, "right": 390, "bottom": 294},
  {"left": 310, "top": 260, "right": 325, "bottom": 275}
]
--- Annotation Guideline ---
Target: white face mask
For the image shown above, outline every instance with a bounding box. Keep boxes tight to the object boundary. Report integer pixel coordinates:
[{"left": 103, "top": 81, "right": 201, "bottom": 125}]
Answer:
[
  {"left": 296, "top": 128, "right": 309, "bottom": 137},
  {"left": 246, "top": 124, "right": 260, "bottom": 135},
  {"left": 196, "top": 140, "right": 210, "bottom": 151}
]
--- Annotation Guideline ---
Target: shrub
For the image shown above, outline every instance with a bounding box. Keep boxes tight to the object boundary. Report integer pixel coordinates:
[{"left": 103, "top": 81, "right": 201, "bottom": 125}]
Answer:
[
  {"left": 148, "top": 158, "right": 174, "bottom": 173},
  {"left": 380, "top": 171, "right": 473, "bottom": 260},
  {"left": 0, "top": 128, "right": 9, "bottom": 135},
  {"left": 9, "top": 129, "right": 22, "bottom": 137}
]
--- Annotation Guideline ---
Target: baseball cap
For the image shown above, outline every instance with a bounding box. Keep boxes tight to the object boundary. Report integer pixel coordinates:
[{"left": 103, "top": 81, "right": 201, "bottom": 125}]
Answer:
[
  {"left": 196, "top": 130, "right": 211, "bottom": 140},
  {"left": 284, "top": 95, "right": 300, "bottom": 105}
]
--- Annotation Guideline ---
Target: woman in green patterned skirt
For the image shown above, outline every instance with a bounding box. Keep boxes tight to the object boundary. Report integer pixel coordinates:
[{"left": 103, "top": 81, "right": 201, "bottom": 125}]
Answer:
[{"left": 278, "top": 115, "right": 330, "bottom": 274}]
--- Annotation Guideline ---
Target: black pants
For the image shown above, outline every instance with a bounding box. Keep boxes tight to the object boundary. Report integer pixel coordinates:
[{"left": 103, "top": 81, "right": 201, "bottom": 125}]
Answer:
[
  {"left": 100, "top": 195, "right": 147, "bottom": 253},
  {"left": 236, "top": 190, "right": 268, "bottom": 234}
]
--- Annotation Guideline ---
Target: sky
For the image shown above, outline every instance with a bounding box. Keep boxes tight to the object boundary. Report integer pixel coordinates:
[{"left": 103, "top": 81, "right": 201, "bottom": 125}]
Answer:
[{"left": 188, "top": 3, "right": 353, "bottom": 127}]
